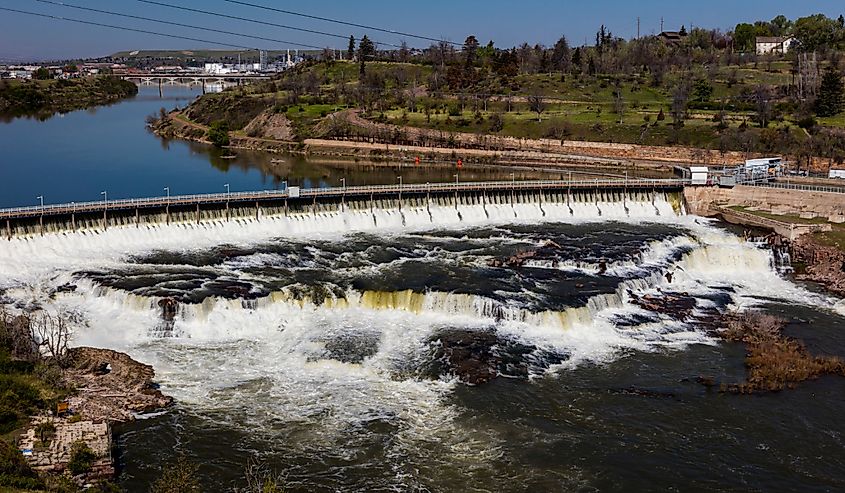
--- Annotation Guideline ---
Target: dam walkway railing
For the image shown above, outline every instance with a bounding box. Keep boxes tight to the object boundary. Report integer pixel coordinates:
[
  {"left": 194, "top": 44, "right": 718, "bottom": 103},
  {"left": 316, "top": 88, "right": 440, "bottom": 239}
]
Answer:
[{"left": 0, "top": 178, "right": 688, "bottom": 221}]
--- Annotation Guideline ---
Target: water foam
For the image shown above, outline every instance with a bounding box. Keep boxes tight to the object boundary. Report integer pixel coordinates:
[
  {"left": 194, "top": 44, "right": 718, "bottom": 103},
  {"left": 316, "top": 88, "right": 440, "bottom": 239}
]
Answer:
[{"left": 2, "top": 195, "right": 842, "bottom": 483}]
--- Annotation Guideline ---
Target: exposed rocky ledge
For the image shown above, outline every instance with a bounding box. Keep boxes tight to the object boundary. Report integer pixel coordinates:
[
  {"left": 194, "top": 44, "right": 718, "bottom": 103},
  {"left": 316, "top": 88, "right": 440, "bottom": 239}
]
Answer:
[
  {"left": 63, "top": 347, "right": 173, "bottom": 423},
  {"left": 791, "top": 235, "right": 845, "bottom": 297}
]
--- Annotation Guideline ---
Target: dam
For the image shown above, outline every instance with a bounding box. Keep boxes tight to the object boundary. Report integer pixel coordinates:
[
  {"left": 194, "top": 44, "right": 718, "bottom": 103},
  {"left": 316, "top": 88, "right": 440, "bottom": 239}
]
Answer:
[
  {"left": 1, "top": 173, "right": 843, "bottom": 492},
  {"left": 0, "top": 178, "right": 687, "bottom": 238}
]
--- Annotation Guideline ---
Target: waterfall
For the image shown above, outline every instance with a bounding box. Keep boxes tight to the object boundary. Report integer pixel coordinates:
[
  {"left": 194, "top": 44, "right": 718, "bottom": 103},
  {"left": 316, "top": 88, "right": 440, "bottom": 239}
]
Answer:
[
  {"left": 4, "top": 190, "right": 681, "bottom": 239},
  {"left": 0, "top": 192, "right": 681, "bottom": 284}
]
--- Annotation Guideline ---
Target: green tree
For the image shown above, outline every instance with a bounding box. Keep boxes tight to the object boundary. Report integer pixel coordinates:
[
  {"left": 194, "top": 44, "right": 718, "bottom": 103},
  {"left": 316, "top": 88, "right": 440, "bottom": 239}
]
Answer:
[
  {"left": 733, "top": 23, "right": 756, "bottom": 52},
  {"left": 770, "top": 15, "right": 792, "bottom": 36},
  {"left": 815, "top": 67, "right": 844, "bottom": 117},
  {"left": 692, "top": 79, "right": 714, "bottom": 102},
  {"left": 793, "top": 14, "right": 838, "bottom": 52},
  {"left": 207, "top": 121, "right": 230, "bottom": 148},
  {"left": 33, "top": 67, "right": 51, "bottom": 80},
  {"left": 571, "top": 47, "right": 582, "bottom": 74},
  {"left": 357, "top": 35, "right": 375, "bottom": 77},
  {"left": 346, "top": 35, "right": 355, "bottom": 61}
]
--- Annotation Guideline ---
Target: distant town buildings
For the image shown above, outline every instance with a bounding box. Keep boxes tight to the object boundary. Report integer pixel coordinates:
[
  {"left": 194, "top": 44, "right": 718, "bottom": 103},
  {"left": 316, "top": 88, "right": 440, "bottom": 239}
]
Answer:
[
  {"left": 1, "top": 52, "right": 302, "bottom": 80},
  {"left": 756, "top": 36, "right": 795, "bottom": 55},
  {"left": 0, "top": 63, "right": 129, "bottom": 80},
  {"left": 202, "top": 50, "right": 301, "bottom": 75}
]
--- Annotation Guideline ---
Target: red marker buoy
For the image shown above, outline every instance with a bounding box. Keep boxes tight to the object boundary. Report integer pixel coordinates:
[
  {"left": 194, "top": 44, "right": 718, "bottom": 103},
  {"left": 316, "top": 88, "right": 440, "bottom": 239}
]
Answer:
[
  {"left": 457, "top": 158, "right": 463, "bottom": 169},
  {"left": 415, "top": 156, "right": 420, "bottom": 165}
]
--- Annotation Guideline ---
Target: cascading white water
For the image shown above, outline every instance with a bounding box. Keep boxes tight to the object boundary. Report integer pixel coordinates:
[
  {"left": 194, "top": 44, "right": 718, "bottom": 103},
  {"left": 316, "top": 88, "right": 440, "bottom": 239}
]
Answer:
[
  {"left": 3, "top": 191, "right": 843, "bottom": 484},
  {"left": 0, "top": 192, "right": 680, "bottom": 284}
]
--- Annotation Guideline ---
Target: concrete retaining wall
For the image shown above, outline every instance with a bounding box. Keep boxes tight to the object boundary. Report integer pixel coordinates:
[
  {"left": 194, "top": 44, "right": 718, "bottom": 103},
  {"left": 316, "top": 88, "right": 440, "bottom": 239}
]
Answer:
[{"left": 684, "top": 185, "right": 845, "bottom": 222}]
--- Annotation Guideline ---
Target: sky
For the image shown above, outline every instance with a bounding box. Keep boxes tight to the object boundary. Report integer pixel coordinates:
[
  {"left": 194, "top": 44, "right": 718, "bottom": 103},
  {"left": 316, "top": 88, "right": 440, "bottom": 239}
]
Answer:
[{"left": 0, "top": 0, "right": 843, "bottom": 61}]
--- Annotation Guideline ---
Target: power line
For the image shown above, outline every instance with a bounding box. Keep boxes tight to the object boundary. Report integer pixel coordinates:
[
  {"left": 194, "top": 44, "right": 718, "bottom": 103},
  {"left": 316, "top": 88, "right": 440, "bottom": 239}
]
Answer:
[
  {"left": 222, "top": 0, "right": 458, "bottom": 46},
  {"left": 32, "top": 0, "right": 324, "bottom": 50},
  {"left": 134, "top": 0, "right": 400, "bottom": 49},
  {"left": 0, "top": 6, "right": 256, "bottom": 50}
]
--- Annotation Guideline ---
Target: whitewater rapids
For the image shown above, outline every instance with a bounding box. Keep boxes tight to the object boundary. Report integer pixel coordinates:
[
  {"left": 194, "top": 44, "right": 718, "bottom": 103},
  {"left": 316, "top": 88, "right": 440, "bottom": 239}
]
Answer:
[{"left": 0, "top": 194, "right": 842, "bottom": 489}]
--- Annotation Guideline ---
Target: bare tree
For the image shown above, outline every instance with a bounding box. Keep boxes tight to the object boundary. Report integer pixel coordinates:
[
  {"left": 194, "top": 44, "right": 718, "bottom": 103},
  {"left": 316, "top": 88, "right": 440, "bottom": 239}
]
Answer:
[
  {"left": 235, "top": 458, "right": 286, "bottom": 493},
  {"left": 527, "top": 93, "right": 547, "bottom": 122},
  {"left": 32, "top": 312, "right": 72, "bottom": 368},
  {"left": 670, "top": 82, "right": 690, "bottom": 127},
  {"left": 754, "top": 84, "right": 773, "bottom": 128},
  {"left": 613, "top": 83, "right": 626, "bottom": 123}
]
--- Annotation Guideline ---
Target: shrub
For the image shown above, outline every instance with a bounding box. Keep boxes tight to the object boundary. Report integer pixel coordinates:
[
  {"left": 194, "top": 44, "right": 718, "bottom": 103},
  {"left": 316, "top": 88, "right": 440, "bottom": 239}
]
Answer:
[
  {"left": 150, "top": 456, "right": 201, "bottom": 493},
  {"left": 488, "top": 112, "right": 504, "bottom": 132},
  {"left": 35, "top": 421, "right": 56, "bottom": 445},
  {"left": 447, "top": 104, "right": 461, "bottom": 117},
  {"left": 67, "top": 441, "right": 97, "bottom": 476},
  {"left": 0, "top": 375, "right": 42, "bottom": 434},
  {"left": 0, "top": 440, "right": 43, "bottom": 489},
  {"left": 207, "top": 121, "right": 230, "bottom": 148},
  {"left": 796, "top": 115, "right": 817, "bottom": 129}
]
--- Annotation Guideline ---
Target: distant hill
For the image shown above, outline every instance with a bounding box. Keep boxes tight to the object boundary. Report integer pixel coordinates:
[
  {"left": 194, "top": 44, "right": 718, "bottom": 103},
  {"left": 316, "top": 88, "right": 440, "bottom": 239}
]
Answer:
[{"left": 109, "top": 49, "right": 322, "bottom": 60}]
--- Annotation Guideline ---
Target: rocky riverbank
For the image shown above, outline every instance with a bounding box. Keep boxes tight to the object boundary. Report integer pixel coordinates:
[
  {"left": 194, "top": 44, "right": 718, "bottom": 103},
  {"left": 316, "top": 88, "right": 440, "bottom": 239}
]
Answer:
[
  {"left": 16, "top": 346, "right": 172, "bottom": 486},
  {"left": 62, "top": 347, "right": 173, "bottom": 423},
  {"left": 150, "top": 110, "right": 675, "bottom": 171},
  {"left": 791, "top": 235, "right": 845, "bottom": 296}
]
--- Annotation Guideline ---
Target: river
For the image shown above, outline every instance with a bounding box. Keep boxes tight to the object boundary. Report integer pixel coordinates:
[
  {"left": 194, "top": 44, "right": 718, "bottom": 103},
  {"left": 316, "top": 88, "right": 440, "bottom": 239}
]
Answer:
[
  {"left": 0, "top": 84, "right": 609, "bottom": 209},
  {"left": 1, "top": 85, "right": 844, "bottom": 492}
]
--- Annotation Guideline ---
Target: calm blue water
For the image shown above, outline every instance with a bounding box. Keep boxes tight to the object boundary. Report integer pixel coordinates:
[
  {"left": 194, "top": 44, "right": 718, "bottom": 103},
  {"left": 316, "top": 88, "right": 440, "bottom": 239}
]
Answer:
[
  {"left": 0, "top": 84, "right": 569, "bottom": 209},
  {"left": 0, "top": 85, "right": 290, "bottom": 209}
]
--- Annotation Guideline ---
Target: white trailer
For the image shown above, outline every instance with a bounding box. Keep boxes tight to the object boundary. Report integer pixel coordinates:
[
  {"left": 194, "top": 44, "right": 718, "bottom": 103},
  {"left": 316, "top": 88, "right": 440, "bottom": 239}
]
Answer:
[{"left": 830, "top": 169, "right": 845, "bottom": 179}]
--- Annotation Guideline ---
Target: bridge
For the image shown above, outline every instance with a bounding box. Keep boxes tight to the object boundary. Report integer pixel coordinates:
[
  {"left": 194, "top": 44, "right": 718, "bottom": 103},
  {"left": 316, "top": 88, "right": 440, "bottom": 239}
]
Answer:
[
  {"left": 1, "top": 178, "right": 687, "bottom": 237},
  {"left": 121, "top": 74, "right": 272, "bottom": 83}
]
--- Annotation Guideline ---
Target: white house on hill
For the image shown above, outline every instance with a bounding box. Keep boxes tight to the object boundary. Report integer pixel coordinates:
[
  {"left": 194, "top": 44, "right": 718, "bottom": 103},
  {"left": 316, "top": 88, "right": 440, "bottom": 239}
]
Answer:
[{"left": 756, "top": 36, "right": 795, "bottom": 55}]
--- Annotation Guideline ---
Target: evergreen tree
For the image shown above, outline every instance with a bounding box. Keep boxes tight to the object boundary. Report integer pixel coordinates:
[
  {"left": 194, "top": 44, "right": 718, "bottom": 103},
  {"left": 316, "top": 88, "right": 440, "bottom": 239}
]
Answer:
[
  {"left": 571, "top": 47, "right": 582, "bottom": 73},
  {"left": 551, "top": 36, "right": 571, "bottom": 73},
  {"left": 347, "top": 35, "right": 356, "bottom": 61},
  {"left": 815, "top": 67, "right": 844, "bottom": 117},
  {"left": 462, "top": 35, "right": 480, "bottom": 67},
  {"left": 357, "top": 35, "right": 375, "bottom": 77}
]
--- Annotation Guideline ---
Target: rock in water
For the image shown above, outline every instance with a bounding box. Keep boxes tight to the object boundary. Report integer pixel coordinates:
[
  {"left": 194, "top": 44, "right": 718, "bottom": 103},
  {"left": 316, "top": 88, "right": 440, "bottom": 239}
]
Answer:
[{"left": 63, "top": 347, "right": 173, "bottom": 423}]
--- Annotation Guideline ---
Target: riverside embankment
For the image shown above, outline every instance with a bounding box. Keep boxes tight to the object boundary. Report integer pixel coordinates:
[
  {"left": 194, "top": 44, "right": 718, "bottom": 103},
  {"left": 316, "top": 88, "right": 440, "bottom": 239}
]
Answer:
[
  {"left": 684, "top": 184, "right": 845, "bottom": 295},
  {"left": 153, "top": 108, "right": 749, "bottom": 172}
]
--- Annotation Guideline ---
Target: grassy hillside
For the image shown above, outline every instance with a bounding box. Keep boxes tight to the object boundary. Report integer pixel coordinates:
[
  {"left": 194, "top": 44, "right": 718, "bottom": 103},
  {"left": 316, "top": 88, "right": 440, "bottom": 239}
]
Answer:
[{"left": 170, "top": 58, "right": 845, "bottom": 165}]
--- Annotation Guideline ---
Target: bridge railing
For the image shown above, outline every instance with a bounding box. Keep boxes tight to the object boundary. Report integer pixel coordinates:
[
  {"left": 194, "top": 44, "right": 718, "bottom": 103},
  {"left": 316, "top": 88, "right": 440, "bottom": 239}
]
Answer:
[
  {"left": 0, "top": 178, "right": 688, "bottom": 218},
  {"left": 746, "top": 181, "right": 845, "bottom": 195}
]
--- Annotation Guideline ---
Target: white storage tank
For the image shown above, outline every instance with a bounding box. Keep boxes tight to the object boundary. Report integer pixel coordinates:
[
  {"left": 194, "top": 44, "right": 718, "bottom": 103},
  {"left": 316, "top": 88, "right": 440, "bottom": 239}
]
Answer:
[{"left": 690, "top": 166, "right": 709, "bottom": 185}]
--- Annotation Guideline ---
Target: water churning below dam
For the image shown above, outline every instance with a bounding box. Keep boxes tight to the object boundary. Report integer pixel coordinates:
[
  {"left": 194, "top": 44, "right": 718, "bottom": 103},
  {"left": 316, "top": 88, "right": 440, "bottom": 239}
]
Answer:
[{"left": 1, "top": 193, "right": 843, "bottom": 492}]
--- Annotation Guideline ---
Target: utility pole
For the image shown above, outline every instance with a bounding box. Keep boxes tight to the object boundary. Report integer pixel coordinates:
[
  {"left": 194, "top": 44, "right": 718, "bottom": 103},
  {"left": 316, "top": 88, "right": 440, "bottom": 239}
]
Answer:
[{"left": 637, "top": 17, "right": 641, "bottom": 39}]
